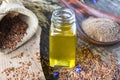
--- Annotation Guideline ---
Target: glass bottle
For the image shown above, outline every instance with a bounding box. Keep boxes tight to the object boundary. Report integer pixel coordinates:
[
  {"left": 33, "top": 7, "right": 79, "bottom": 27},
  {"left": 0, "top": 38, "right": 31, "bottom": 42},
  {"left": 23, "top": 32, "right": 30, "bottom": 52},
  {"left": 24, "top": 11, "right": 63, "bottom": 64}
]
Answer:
[{"left": 49, "top": 8, "right": 76, "bottom": 68}]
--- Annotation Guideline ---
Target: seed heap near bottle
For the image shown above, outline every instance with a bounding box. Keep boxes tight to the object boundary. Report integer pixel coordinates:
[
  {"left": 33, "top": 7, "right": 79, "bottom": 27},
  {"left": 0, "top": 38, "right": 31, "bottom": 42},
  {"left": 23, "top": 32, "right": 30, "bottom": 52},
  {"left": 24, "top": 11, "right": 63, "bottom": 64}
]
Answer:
[{"left": 49, "top": 8, "right": 76, "bottom": 68}]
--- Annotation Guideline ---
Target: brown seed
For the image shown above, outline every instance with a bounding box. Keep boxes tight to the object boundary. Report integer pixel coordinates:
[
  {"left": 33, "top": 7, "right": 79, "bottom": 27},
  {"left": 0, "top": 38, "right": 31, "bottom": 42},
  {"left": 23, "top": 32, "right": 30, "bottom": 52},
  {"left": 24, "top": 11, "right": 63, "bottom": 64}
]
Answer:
[
  {"left": 27, "top": 61, "right": 32, "bottom": 66},
  {"left": 0, "top": 15, "right": 28, "bottom": 49}
]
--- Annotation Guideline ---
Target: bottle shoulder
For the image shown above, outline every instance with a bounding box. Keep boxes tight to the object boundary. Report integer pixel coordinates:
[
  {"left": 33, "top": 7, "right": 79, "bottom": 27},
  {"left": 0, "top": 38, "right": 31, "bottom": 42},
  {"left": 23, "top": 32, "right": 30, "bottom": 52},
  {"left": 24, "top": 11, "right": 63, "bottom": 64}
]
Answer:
[
  {"left": 50, "top": 29, "right": 76, "bottom": 36},
  {"left": 50, "top": 23, "right": 76, "bottom": 36}
]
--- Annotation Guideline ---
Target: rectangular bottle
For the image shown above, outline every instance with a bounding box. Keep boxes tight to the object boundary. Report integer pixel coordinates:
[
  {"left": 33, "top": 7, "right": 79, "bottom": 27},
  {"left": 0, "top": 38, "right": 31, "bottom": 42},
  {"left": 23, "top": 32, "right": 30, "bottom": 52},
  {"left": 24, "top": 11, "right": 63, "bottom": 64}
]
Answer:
[{"left": 49, "top": 8, "right": 76, "bottom": 68}]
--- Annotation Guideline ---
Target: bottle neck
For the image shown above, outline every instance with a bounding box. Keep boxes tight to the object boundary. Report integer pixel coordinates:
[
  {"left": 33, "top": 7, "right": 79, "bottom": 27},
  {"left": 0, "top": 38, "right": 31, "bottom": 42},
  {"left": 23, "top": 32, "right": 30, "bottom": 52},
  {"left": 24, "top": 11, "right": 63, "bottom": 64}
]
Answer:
[
  {"left": 50, "top": 8, "right": 76, "bottom": 35},
  {"left": 51, "top": 8, "right": 75, "bottom": 26}
]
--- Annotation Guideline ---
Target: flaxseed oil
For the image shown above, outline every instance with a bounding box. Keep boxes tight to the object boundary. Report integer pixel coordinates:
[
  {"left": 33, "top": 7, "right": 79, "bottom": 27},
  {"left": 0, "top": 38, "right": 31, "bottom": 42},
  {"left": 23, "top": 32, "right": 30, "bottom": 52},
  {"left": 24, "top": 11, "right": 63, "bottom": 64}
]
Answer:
[
  {"left": 49, "top": 8, "right": 76, "bottom": 68},
  {"left": 50, "top": 30, "right": 76, "bottom": 67}
]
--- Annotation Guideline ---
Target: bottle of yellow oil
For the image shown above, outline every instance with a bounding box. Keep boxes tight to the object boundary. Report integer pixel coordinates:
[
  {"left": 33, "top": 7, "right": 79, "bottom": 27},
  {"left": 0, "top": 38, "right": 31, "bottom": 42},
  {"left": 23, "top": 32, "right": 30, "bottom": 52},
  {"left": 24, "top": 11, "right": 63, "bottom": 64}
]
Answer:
[{"left": 49, "top": 8, "right": 76, "bottom": 68}]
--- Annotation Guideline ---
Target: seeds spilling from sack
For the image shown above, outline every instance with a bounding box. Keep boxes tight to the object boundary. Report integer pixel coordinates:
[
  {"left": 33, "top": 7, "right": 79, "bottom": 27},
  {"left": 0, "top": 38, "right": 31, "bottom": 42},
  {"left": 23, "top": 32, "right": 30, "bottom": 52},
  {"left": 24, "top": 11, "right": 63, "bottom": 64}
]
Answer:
[{"left": 0, "top": 14, "right": 28, "bottom": 49}]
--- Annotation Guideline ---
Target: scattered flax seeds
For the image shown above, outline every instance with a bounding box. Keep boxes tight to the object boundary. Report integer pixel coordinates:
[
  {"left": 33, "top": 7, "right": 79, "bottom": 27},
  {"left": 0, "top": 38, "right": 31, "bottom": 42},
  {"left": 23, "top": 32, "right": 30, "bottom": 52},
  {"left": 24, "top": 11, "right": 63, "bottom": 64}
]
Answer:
[
  {"left": 35, "top": 52, "right": 41, "bottom": 61},
  {"left": 56, "top": 48, "right": 120, "bottom": 80},
  {"left": 0, "top": 15, "right": 28, "bottom": 49},
  {"left": 11, "top": 52, "right": 24, "bottom": 59},
  {"left": 1, "top": 61, "right": 41, "bottom": 80}
]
